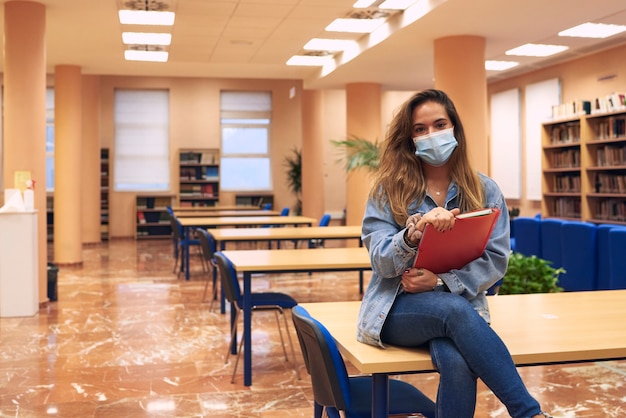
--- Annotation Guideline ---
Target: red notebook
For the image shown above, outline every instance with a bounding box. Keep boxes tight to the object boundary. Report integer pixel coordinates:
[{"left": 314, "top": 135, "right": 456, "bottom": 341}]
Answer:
[{"left": 413, "top": 208, "right": 501, "bottom": 274}]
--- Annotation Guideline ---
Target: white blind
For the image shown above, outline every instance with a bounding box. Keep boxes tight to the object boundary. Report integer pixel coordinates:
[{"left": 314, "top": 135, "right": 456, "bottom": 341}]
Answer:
[{"left": 114, "top": 90, "right": 170, "bottom": 191}]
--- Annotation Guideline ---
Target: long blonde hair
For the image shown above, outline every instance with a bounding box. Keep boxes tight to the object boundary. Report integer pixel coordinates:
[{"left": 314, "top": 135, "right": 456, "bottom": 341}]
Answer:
[{"left": 371, "top": 89, "right": 485, "bottom": 225}]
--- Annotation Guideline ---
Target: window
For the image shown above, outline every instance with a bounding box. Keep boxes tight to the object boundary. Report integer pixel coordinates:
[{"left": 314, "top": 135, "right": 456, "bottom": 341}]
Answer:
[
  {"left": 114, "top": 89, "right": 170, "bottom": 191},
  {"left": 46, "top": 88, "right": 55, "bottom": 191},
  {"left": 220, "top": 91, "right": 272, "bottom": 191}
]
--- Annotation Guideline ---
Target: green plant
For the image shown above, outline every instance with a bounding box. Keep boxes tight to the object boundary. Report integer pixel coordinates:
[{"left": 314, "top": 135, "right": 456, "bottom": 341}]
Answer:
[
  {"left": 331, "top": 135, "right": 381, "bottom": 172},
  {"left": 283, "top": 147, "right": 302, "bottom": 215},
  {"left": 498, "top": 252, "right": 565, "bottom": 295}
]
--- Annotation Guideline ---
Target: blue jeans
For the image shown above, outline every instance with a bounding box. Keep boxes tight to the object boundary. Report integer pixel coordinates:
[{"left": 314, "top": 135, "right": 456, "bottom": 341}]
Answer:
[{"left": 380, "top": 291, "right": 542, "bottom": 418}]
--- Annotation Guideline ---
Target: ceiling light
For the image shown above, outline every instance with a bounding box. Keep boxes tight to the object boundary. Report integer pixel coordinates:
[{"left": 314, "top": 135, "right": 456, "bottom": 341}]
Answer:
[
  {"left": 303, "top": 38, "right": 358, "bottom": 52},
  {"left": 559, "top": 22, "right": 626, "bottom": 39},
  {"left": 353, "top": 0, "right": 377, "bottom": 7},
  {"left": 124, "top": 50, "right": 169, "bottom": 62},
  {"left": 118, "top": 10, "right": 175, "bottom": 25},
  {"left": 326, "top": 17, "right": 386, "bottom": 33},
  {"left": 379, "top": 0, "right": 419, "bottom": 9},
  {"left": 287, "top": 55, "right": 334, "bottom": 66},
  {"left": 485, "top": 60, "right": 519, "bottom": 71},
  {"left": 122, "top": 32, "right": 172, "bottom": 46},
  {"left": 505, "top": 43, "right": 568, "bottom": 57}
]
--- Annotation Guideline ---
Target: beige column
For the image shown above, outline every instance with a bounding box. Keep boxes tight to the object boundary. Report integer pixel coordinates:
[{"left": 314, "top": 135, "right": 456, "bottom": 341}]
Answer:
[
  {"left": 53, "top": 65, "right": 83, "bottom": 264},
  {"left": 301, "top": 89, "right": 325, "bottom": 220},
  {"left": 81, "top": 75, "right": 102, "bottom": 244},
  {"left": 3, "top": 1, "right": 47, "bottom": 305},
  {"left": 434, "top": 36, "right": 489, "bottom": 173},
  {"left": 345, "top": 83, "right": 381, "bottom": 228}
]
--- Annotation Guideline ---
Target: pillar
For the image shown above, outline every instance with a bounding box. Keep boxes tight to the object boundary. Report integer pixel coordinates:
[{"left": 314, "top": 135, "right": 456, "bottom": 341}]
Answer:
[
  {"left": 301, "top": 89, "right": 325, "bottom": 220},
  {"left": 434, "top": 35, "right": 489, "bottom": 173},
  {"left": 3, "top": 1, "right": 47, "bottom": 305},
  {"left": 81, "top": 75, "right": 102, "bottom": 244},
  {"left": 54, "top": 65, "right": 83, "bottom": 264}
]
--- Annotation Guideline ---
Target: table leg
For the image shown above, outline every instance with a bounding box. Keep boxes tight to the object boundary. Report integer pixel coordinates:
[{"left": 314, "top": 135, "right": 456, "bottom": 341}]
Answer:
[
  {"left": 371, "top": 373, "right": 389, "bottom": 418},
  {"left": 184, "top": 227, "right": 190, "bottom": 281},
  {"left": 243, "top": 271, "right": 252, "bottom": 386}
]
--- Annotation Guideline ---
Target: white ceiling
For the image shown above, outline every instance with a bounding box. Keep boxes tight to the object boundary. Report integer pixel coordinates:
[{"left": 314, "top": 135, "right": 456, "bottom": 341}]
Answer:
[{"left": 1, "top": 0, "right": 626, "bottom": 91}]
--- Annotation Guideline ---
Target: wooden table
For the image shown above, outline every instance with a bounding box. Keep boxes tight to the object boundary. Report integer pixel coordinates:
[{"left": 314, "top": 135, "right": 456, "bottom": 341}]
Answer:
[
  {"left": 172, "top": 205, "right": 261, "bottom": 211},
  {"left": 175, "top": 209, "right": 280, "bottom": 218},
  {"left": 178, "top": 216, "right": 318, "bottom": 280},
  {"left": 210, "top": 225, "right": 362, "bottom": 250},
  {"left": 221, "top": 247, "right": 372, "bottom": 386},
  {"left": 301, "top": 290, "right": 626, "bottom": 418}
]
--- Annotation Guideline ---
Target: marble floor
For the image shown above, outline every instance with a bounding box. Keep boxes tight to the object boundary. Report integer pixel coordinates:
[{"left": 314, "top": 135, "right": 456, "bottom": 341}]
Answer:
[{"left": 0, "top": 238, "right": 624, "bottom": 417}]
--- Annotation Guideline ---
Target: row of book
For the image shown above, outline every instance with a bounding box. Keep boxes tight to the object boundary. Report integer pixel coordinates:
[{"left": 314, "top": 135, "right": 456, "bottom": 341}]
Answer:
[
  {"left": 593, "top": 173, "right": 626, "bottom": 194},
  {"left": 594, "top": 199, "right": 626, "bottom": 221},
  {"left": 551, "top": 99, "right": 591, "bottom": 119},
  {"left": 548, "top": 122, "right": 580, "bottom": 144},
  {"left": 137, "top": 211, "right": 170, "bottom": 224},
  {"left": 180, "top": 184, "right": 216, "bottom": 197},
  {"left": 547, "top": 149, "right": 580, "bottom": 169},
  {"left": 595, "top": 145, "right": 626, "bottom": 167},
  {"left": 550, "top": 93, "right": 626, "bottom": 120},
  {"left": 136, "top": 196, "right": 172, "bottom": 210},
  {"left": 550, "top": 197, "right": 581, "bottom": 218},
  {"left": 552, "top": 174, "right": 581, "bottom": 193},
  {"left": 591, "top": 117, "right": 626, "bottom": 140},
  {"left": 180, "top": 151, "right": 219, "bottom": 165},
  {"left": 180, "top": 166, "right": 219, "bottom": 181},
  {"left": 591, "top": 92, "right": 626, "bottom": 115}
]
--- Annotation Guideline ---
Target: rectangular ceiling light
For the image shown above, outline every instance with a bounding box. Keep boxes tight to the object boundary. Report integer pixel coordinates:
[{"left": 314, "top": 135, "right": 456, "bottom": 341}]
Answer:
[
  {"left": 353, "top": 0, "right": 377, "bottom": 7},
  {"left": 559, "top": 22, "right": 626, "bottom": 38},
  {"left": 326, "top": 18, "right": 386, "bottom": 33},
  {"left": 122, "top": 32, "right": 172, "bottom": 46},
  {"left": 118, "top": 10, "right": 175, "bottom": 25},
  {"left": 286, "top": 55, "right": 334, "bottom": 66},
  {"left": 124, "top": 50, "right": 169, "bottom": 62},
  {"left": 303, "top": 38, "right": 358, "bottom": 52},
  {"left": 379, "top": 0, "right": 418, "bottom": 9},
  {"left": 485, "top": 60, "right": 519, "bottom": 71},
  {"left": 506, "top": 43, "right": 568, "bottom": 57}
]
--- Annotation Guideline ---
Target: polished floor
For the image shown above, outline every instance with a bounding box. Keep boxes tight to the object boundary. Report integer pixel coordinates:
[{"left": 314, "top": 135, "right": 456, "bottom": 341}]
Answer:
[{"left": 0, "top": 238, "right": 624, "bottom": 417}]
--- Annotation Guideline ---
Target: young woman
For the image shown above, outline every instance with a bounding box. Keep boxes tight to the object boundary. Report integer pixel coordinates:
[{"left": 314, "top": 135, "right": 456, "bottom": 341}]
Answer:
[{"left": 357, "top": 89, "right": 552, "bottom": 418}]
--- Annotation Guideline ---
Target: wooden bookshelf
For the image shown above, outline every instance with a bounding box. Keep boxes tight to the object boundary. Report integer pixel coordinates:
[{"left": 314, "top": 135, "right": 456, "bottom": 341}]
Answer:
[
  {"left": 234, "top": 193, "right": 274, "bottom": 208},
  {"left": 100, "top": 148, "right": 109, "bottom": 240},
  {"left": 542, "top": 109, "right": 626, "bottom": 225},
  {"left": 135, "top": 194, "right": 175, "bottom": 239},
  {"left": 179, "top": 149, "right": 220, "bottom": 208}
]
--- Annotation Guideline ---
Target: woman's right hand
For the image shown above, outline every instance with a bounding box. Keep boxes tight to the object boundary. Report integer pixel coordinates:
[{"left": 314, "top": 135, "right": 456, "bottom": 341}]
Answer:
[{"left": 416, "top": 207, "right": 460, "bottom": 232}]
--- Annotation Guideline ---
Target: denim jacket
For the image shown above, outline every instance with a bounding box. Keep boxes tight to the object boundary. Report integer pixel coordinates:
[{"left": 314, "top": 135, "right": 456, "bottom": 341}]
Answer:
[{"left": 356, "top": 173, "right": 510, "bottom": 348}]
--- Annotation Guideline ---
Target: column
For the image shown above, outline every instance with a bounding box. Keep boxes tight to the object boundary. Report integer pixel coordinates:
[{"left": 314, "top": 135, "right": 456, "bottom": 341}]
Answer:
[
  {"left": 81, "top": 75, "right": 102, "bottom": 244},
  {"left": 434, "top": 35, "right": 489, "bottom": 173},
  {"left": 3, "top": 1, "right": 47, "bottom": 305},
  {"left": 345, "top": 83, "right": 382, "bottom": 228},
  {"left": 301, "top": 89, "right": 325, "bottom": 220},
  {"left": 54, "top": 65, "right": 83, "bottom": 264}
]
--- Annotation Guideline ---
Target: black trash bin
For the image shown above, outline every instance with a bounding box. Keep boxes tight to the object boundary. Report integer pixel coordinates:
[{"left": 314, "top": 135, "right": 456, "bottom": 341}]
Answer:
[{"left": 47, "top": 263, "right": 59, "bottom": 302}]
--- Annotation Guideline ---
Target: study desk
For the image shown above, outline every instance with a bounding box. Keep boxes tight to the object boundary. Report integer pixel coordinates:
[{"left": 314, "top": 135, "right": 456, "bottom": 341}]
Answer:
[
  {"left": 221, "top": 247, "right": 372, "bottom": 386},
  {"left": 172, "top": 205, "right": 260, "bottom": 211},
  {"left": 178, "top": 216, "right": 318, "bottom": 280},
  {"left": 175, "top": 209, "right": 280, "bottom": 218},
  {"left": 210, "top": 225, "right": 363, "bottom": 250},
  {"left": 300, "top": 290, "right": 626, "bottom": 418}
]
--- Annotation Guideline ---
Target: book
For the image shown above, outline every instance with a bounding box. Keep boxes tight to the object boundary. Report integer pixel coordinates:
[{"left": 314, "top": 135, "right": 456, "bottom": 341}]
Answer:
[{"left": 413, "top": 208, "right": 501, "bottom": 274}]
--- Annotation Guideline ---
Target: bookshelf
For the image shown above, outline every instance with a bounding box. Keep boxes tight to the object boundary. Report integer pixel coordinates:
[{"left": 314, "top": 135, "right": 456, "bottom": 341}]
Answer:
[
  {"left": 100, "top": 148, "right": 109, "bottom": 240},
  {"left": 542, "top": 108, "right": 626, "bottom": 225},
  {"left": 135, "top": 194, "right": 175, "bottom": 239},
  {"left": 179, "top": 149, "right": 220, "bottom": 207},
  {"left": 46, "top": 194, "right": 53, "bottom": 241},
  {"left": 235, "top": 193, "right": 274, "bottom": 208}
]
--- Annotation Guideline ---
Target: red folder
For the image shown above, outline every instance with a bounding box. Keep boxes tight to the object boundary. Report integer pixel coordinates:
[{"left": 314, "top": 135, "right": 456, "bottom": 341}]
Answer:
[{"left": 413, "top": 208, "right": 501, "bottom": 274}]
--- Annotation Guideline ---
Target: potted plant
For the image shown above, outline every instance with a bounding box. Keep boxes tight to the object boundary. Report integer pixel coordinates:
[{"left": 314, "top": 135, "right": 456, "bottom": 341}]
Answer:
[
  {"left": 498, "top": 252, "right": 565, "bottom": 295},
  {"left": 283, "top": 147, "right": 302, "bottom": 215},
  {"left": 331, "top": 135, "right": 381, "bottom": 173}
]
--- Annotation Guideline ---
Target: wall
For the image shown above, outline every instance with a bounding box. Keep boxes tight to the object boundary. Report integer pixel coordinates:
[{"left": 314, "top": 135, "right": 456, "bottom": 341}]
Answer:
[{"left": 488, "top": 43, "right": 626, "bottom": 218}]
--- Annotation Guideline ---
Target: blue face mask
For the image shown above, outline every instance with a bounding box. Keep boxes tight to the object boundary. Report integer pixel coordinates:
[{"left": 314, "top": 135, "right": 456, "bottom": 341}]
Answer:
[{"left": 413, "top": 127, "right": 458, "bottom": 166}]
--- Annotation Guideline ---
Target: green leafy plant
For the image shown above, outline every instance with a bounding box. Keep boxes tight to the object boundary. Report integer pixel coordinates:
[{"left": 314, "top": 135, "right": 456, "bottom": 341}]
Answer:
[
  {"left": 498, "top": 252, "right": 565, "bottom": 295},
  {"left": 331, "top": 135, "right": 381, "bottom": 172},
  {"left": 283, "top": 147, "right": 302, "bottom": 215}
]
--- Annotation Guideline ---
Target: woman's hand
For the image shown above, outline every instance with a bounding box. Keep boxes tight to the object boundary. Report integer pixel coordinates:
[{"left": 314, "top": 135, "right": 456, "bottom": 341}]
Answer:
[
  {"left": 416, "top": 207, "right": 461, "bottom": 233},
  {"left": 400, "top": 268, "right": 438, "bottom": 293}
]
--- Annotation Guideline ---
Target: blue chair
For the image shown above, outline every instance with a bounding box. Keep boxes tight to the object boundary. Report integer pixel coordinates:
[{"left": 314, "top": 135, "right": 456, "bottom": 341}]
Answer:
[
  {"left": 214, "top": 252, "right": 300, "bottom": 383},
  {"left": 262, "top": 203, "right": 272, "bottom": 210},
  {"left": 280, "top": 207, "right": 290, "bottom": 216},
  {"left": 169, "top": 214, "right": 201, "bottom": 277},
  {"left": 560, "top": 222, "right": 597, "bottom": 291},
  {"left": 308, "top": 213, "right": 332, "bottom": 248},
  {"left": 195, "top": 228, "right": 219, "bottom": 308},
  {"left": 596, "top": 224, "right": 618, "bottom": 290},
  {"left": 608, "top": 228, "right": 626, "bottom": 289},
  {"left": 540, "top": 218, "right": 567, "bottom": 269},
  {"left": 291, "top": 305, "right": 436, "bottom": 418},
  {"left": 512, "top": 217, "right": 542, "bottom": 257}
]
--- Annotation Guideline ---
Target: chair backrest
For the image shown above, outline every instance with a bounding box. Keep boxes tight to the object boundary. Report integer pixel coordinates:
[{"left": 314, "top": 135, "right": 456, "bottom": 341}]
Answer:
[
  {"left": 512, "top": 217, "right": 541, "bottom": 257},
  {"left": 291, "top": 305, "right": 352, "bottom": 412},
  {"left": 560, "top": 222, "right": 597, "bottom": 291},
  {"left": 195, "top": 228, "right": 217, "bottom": 264},
  {"left": 169, "top": 214, "right": 183, "bottom": 241},
  {"left": 262, "top": 203, "right": 272, "bottom": 210},
  {"left": 608, "top": 227, "right": 626, "bottom": 290},
  {"left": 540, "top": 218, "right": 567, "bottom": 268},
  {"left": 280, "top": 207, "right": 290, "bottom": 216},
  {"left": 319, "top": 214, "right": 331, "bottom": 227},
  {"left": 214, "top": 252, "right": 242, "bottom": 306}
]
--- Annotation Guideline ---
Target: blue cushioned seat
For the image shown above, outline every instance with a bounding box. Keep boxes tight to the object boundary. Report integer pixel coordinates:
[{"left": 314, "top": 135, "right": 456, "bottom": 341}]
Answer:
[
  {"left": 560, "top": 222, "right": 597, "bottom": 291},
  {"left": 608, "top": 228, "right": 626, "bottom": 290},
  {"left": 540, "top": 218, "right": 567, "bottom": 269},
  {"left": 512, "top": 217, "right": 542, "bottom": 257}
]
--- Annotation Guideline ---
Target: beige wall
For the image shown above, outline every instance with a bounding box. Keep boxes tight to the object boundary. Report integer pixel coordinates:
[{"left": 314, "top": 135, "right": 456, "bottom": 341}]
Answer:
[{"left": 488, "top": 43, "right": 626, "bottom": 218}]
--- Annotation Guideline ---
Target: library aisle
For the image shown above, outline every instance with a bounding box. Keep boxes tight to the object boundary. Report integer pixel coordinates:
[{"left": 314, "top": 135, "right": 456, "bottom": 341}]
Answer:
[{"left": 0, "top": 239, "right": 622, "bottom": 417}]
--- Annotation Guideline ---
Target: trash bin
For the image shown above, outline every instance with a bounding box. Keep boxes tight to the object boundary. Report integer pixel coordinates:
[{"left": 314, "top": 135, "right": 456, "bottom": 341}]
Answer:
[{"left": 47, "top": 263, "right": 59, "bottom": 302}]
